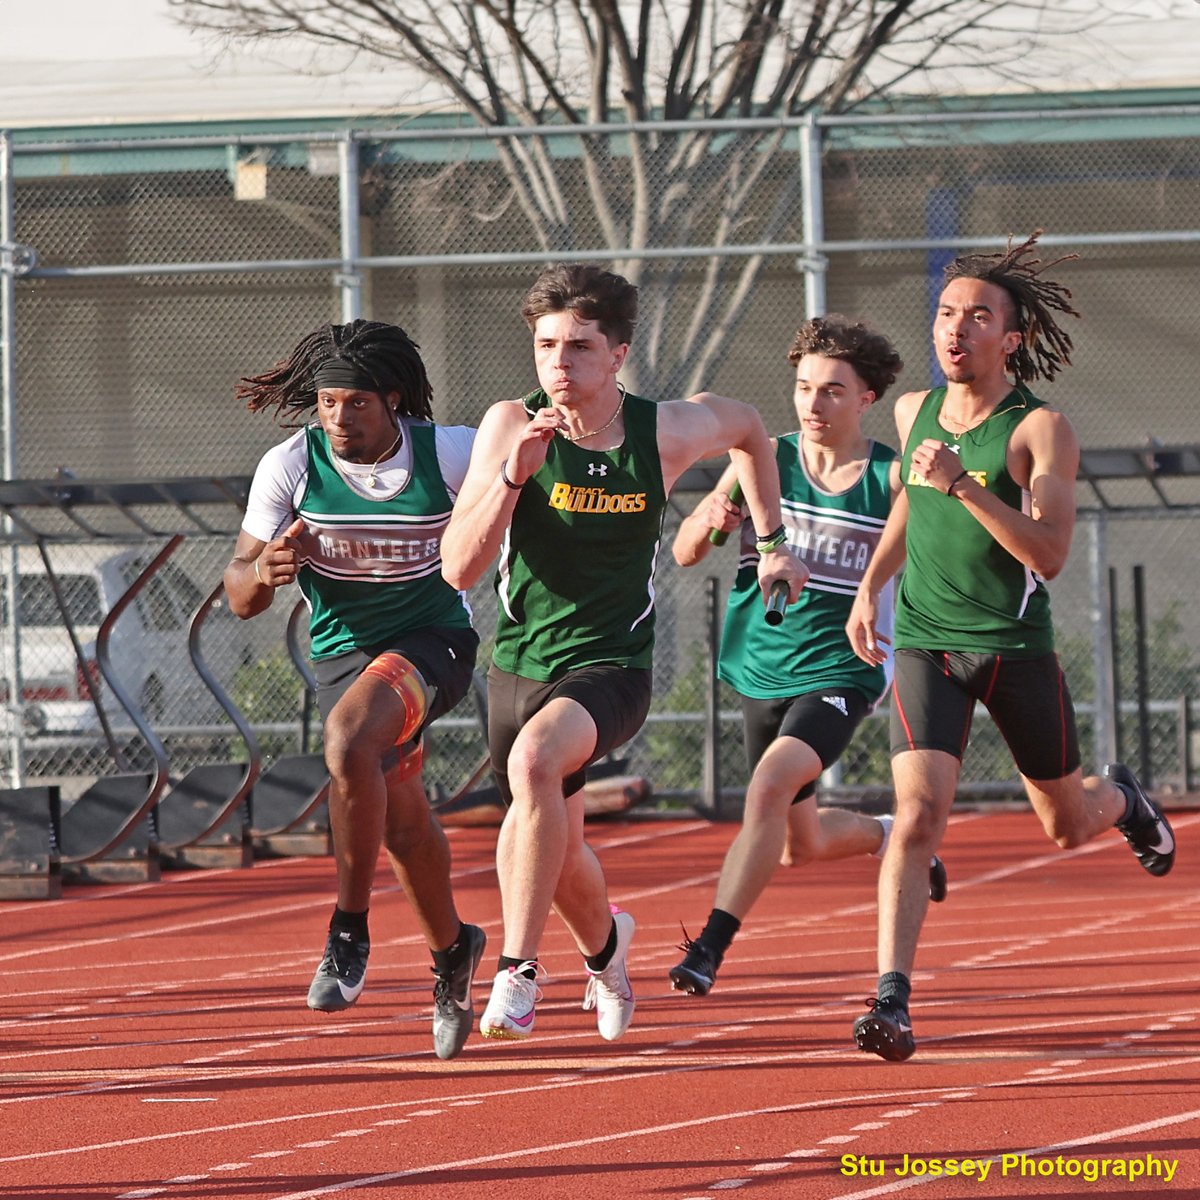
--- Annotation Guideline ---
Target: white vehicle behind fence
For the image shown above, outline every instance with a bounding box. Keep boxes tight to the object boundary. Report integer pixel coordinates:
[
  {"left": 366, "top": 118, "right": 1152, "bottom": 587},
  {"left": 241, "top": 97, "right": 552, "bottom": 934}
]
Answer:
[{"left": 0, "top": 545, "right": 255, "bottom": 740}]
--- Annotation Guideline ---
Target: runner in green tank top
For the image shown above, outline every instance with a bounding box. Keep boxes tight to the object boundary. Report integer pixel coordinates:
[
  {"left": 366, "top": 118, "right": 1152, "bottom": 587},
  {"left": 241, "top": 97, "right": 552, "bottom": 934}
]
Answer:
[
  {"left": 226, "top": 320, "right": 487, "bottom": 1061},
  {"left": 845, "top": 234, "right": 1175, "bottom": 1063},
  {"left": 666, "top": 316, "right": 947, "bottom": 1000},
  {"left": 442, "top": 263, "right": 806, "bottom": 1045}
]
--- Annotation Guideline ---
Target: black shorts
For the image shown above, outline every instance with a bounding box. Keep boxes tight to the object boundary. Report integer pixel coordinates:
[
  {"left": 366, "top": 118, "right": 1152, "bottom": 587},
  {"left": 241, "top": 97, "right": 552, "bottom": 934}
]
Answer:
[
  {"left": 487, "top": 662, "right": 653, "bottom": 804},
  {"left": 890, "top": 647, "right": 1081, "bottom": 782},
  {"left": 741, "top": 688, "right": 872, "bottom": 804},
  {"left": 312, "top": 625, "right": 480, "bottom": 742}
]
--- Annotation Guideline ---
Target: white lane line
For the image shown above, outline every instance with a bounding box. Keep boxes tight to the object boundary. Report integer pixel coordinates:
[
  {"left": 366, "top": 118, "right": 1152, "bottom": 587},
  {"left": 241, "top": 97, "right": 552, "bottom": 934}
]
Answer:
[
  {"left": 253, "top": 1087, "right": 1200, "bottom": 1200},
  {"left": 0, "top": 822, "right": 710, "bottom": 963}
]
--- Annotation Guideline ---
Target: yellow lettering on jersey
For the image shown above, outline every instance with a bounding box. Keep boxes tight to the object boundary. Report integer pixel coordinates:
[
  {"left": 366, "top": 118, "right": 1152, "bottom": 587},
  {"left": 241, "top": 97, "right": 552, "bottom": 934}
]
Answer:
[
  {"left": 907, "top": 469, "right": 987, "bottom": 489},
  {"left": 548, "top": 482, "right": 647, "bottom": 513}
]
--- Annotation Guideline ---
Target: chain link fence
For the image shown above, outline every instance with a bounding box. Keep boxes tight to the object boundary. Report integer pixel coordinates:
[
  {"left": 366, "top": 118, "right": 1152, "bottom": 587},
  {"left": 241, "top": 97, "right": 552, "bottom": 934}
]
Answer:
[{"left": 2, "top": 103, "right": 1198, "bottom": 805}]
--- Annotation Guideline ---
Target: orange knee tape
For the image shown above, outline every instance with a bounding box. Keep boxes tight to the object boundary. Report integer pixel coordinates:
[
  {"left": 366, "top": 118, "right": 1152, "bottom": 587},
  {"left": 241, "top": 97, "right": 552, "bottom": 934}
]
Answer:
[
  {"left": 362, "top": 651, "right": 428, "bottom": 746},
  {"left": 389, "top": 741, "right": 424, "bottom": 782}
]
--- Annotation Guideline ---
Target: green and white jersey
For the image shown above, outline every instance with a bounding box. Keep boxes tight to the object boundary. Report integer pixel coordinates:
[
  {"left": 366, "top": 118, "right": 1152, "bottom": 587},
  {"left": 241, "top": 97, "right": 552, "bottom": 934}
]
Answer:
[
  {"left": 896, "top": 385, "right": 1053, "bottom": 655},
  {"left": 242, "top": 420, "right": 473, "bottom": 659},
  {"left": 718, "top": 434, "right": 895, "bottom": 704},
  {"left": 492, "top": 389, "right": 667, "bottom": 681}
]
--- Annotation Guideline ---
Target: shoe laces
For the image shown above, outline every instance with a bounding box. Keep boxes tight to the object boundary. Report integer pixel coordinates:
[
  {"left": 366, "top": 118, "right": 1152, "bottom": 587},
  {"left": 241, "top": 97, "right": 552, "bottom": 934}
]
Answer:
[
  {"left": 498, "top": 962, "right": 544, "bottom": 1007},
  {"left": 583, "top": 953, "right": 631, "bottom": 1010},
  {"left": 432, "top": 974, "right": 455, "bottom": 1008},
  {"left": 326, "top": 932, "right": 367, "bottom": 978},
  {"left": 431, "top": 936, "right": 479, "bottom": 1004},
  {"left": 675, "top": 924, "right": 715, "bottom": 968}
]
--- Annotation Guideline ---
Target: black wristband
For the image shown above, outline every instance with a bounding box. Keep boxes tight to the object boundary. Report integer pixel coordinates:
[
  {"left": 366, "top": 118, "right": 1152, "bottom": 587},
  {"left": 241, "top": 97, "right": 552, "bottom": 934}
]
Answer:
[
  {"left": 755, "top": 524, "right": 788, "bottom": 553},
  {"left": 948, "top": 468, "right": 969, "bottom": 496},
  {"left": 500, "top": 459, "right": 524, "bottom": 490}
]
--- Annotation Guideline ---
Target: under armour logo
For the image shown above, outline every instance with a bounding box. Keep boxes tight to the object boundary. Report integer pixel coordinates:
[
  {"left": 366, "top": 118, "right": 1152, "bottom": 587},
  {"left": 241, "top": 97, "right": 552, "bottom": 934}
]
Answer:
[
  {"left": 587, "top": 462, "right": 609, "bottom": 476},
  {"left": 821, "top": 695, "right": 849, "bottom": 717}
]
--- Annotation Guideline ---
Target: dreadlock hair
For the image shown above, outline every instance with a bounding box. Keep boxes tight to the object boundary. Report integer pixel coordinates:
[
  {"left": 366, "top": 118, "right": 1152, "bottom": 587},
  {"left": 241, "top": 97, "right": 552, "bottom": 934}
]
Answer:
[
  {"left": 787, "top": 314, "right": 903, "bottom": 401},
  {"left": 236, "top": 320, "right": 434, "bottom": 423},
  {"left": 520, "top": 263, "right": 639, "bottom": 346},
  {"left": 943, "top": 231, "right": 1081, "bottom": 383}
]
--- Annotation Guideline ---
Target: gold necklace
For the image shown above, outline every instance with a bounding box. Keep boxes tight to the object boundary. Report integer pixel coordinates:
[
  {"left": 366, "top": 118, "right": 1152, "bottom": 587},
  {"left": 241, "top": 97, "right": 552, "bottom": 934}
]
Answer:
[
  {"left": 332, "top": 427, "right": 403, "bottom": 490},
  {"left": 943, "top": 391, "right": 1028, "bottom": 441},
  {"left": 560, "top": 385, "right": 625, "bottom": 443}
]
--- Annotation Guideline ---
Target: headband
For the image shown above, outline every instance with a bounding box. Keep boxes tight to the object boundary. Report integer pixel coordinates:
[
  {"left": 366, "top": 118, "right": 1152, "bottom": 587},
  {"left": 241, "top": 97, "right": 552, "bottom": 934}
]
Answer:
[{"left": 313, "top": 357, "right": 381, "bottom": 392}]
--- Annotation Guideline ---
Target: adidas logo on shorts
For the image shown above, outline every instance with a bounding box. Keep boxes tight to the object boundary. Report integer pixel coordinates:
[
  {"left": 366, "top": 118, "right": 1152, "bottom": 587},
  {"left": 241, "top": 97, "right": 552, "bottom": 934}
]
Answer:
[{"left": 821, "top": 695, "right": 849, "bottom": 717}]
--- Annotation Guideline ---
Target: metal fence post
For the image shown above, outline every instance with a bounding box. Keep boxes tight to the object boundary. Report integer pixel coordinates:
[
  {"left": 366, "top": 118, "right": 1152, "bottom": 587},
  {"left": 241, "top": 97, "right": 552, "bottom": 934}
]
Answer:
[
  {"left": 800, "top": 111, "right": 826, "bottom": 320},
  {"left": 702, "top": 575, "right": 722, "bottom": 819},
  {"left": 1, "top": 129, "right": 26, "bottom": 786},
  {"left": 1086, "top": 512, "right": 1116, "bottom": 772},
  {"left": 1178, "top": 695, "right": 1193, "bottom": 793},
  {"left": 1132, "top": 564, "right": 1152, "bottom": 785},
  {"left": 337, "top": 134, "right": 363, "bottom": 322},
  {"left": 0, "top": 130, "right": 14, "bottom": 457}
]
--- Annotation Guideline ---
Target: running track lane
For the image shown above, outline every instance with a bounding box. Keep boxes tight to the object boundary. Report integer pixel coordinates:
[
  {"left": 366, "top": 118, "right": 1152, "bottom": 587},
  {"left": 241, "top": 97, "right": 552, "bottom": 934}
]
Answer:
[{"left": 1, "top": 809, "right": 1197, "bottom": 1199}]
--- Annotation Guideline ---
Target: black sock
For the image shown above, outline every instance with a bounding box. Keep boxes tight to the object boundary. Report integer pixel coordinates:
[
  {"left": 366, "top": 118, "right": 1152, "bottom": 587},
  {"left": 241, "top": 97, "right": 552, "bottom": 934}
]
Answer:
[
  {"left": 430, "top": 922, "right": 467, "bottom": 975},
  {"left": 498, "top": 955, "right": 538, "bottom": 980},
  {"left": 878, "top": 971, "right": 911, "bottom": 1009},
  {"left": 331, "top": 906, "right": 369, "bottom": 942},
  {"left": 697, "top": 908, "right": 741, "bottom": 961},
  {"left": 585, "top": 918, "right": 619, "bottom": 973},
  {"left": 1114, "top": 780, "right": 1138, "bottom": 824}
]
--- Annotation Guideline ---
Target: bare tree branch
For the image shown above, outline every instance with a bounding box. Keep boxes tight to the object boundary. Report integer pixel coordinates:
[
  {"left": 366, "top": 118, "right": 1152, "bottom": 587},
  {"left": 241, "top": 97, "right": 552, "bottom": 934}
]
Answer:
[{"left": 171, "top": 0, "right": 1134, "bottom": 395}]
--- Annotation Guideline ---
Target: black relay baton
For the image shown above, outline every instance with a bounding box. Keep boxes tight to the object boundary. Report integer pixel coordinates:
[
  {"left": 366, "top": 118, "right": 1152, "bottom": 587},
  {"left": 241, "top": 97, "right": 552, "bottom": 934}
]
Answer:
[
  {"left": 765, "top": 579, "right": 789, "bottom": 626},
  {"left": 707, "top": 480, "right": 743, "bottom": 546}
]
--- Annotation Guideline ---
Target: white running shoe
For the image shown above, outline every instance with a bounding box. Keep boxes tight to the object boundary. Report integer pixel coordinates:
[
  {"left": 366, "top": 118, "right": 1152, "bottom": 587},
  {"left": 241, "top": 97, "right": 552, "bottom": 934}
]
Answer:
[
  {"left": 480, "top": 961, "right": 542, "bottom": 1040},
  {"left": 582, "top": 910, "right": 636, "bottom": 1041}
]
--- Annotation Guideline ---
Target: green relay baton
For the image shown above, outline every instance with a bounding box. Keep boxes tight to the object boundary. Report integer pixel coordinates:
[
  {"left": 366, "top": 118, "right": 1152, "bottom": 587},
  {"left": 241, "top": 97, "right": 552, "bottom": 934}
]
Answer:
[{"left": 707, "top": 480, "right": 743, "bottom": 546}]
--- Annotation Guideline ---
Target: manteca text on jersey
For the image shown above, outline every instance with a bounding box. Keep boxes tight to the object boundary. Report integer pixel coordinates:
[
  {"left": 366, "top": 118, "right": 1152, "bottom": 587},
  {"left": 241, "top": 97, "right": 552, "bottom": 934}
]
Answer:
[{"left": 315, "top": 532, "right": 443, "bottom": 564}]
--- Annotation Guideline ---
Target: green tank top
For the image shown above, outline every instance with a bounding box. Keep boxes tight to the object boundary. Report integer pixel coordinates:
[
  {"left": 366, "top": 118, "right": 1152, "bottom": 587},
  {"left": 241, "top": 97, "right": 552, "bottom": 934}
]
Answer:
[
  {"left": 895, "top": 386, "right": 1054, "bottom": 655},
  {"left": 492, "top": 389, "right": 667, "bottom": 681},
  {"left": 297, "top": 422, "right": 472, "bottom": 659},
  {"left": 718, "top": 434, "right": 894, "bottom": 703}
]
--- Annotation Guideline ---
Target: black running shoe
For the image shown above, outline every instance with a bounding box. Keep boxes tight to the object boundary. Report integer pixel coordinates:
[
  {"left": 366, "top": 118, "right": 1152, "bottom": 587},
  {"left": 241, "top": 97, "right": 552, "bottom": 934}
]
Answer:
[
  {"left": 929, "top": 855, "right": 948, "bottom": 903},
  {"left": 853, "top": 996, "right": 916, "bottom": 1062},
  {"left": 432, "top": 923, "right": 487, "bottom": 1060},
  {"left": 1107, "top": 762, "right": 1175, "bottom": 877},
  {"left": 307, "top": 928, "right": 370, "bottom": 1011},
  {"left": 669, "top": 935, "right": 719, "bottom": 997}
]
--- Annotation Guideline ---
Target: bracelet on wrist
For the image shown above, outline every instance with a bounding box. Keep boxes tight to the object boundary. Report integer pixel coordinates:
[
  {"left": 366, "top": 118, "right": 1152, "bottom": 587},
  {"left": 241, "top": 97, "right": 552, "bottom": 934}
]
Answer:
[
  {"left": 253, "top": 555, "right": 272, "bottom": 587},
  {"left": 500, "top": 459, "right": 525, "bottom": 490},
  {"left": 948, "top": 468, "right": 970, "bottom": 496},
  {"left": 755, "top": 525, "right": 788, "bottom": 554}
]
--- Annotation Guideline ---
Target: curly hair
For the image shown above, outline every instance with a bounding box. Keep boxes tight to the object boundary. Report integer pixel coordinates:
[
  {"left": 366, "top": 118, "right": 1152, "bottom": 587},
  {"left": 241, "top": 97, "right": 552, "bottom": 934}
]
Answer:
[
  {"left": 943, "top": 231, "right": 1080, "bottom": 383},
  {"left": 787, "top": 314, "right": 904, "bottom": 401},
  {"left": 520, "top": 263, "right": 639, "bottom": 346},
  {"left": 236, "top": 319, "right": 434, "bottom": 423}
]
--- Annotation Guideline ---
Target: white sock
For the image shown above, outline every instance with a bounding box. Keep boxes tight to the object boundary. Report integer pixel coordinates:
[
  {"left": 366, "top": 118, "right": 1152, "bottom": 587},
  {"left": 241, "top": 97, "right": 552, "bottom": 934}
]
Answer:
[{"left": 873, "top": 813, "right": 894, "bottom": 859}]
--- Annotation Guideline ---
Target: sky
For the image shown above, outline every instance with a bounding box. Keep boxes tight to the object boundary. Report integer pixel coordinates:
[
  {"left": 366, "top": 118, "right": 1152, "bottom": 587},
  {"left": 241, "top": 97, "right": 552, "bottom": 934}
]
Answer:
[{"left": 2, "top": 0, "right": 1199, "bottom": 128}]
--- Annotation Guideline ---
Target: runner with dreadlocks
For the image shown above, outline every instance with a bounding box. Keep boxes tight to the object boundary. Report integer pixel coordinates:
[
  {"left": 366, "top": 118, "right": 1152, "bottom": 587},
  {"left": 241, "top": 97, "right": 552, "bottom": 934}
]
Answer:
[
  {"left": 844, "top": 232, "right": 1175, "bottom": 1062},
  {"left": 224, "top": 319, "right": 487, "bottom": 1061}
]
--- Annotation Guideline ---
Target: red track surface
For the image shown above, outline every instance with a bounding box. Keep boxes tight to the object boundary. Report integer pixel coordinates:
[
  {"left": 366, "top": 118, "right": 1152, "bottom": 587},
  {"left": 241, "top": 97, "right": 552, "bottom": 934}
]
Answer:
[{"left": 3, "top": 808, "right": 1198, "bottom": 1200}]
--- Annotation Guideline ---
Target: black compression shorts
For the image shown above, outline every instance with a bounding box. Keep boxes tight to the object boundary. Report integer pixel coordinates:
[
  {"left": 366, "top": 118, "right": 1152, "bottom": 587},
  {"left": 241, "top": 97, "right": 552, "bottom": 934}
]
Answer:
[
  {"left": 740, "top": 688, "right": 872, "bottom": 804},
  {"left": 486, "top": 662, "right": 653, "bottom": 804},
  {"left": 890, "top": 647, "right": 1081, "bottom": 782},
  {"left": 312, "top": 625, "right": 480, "bottom": 741}
]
